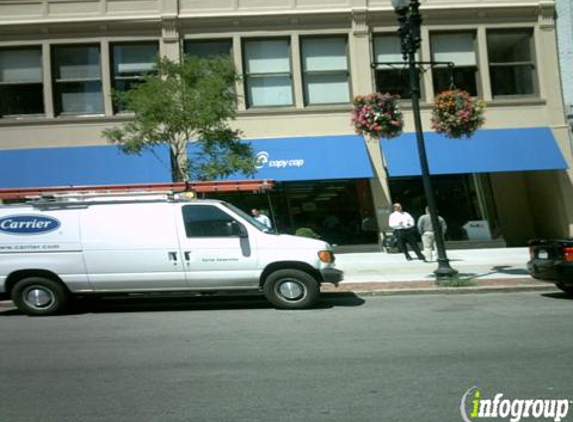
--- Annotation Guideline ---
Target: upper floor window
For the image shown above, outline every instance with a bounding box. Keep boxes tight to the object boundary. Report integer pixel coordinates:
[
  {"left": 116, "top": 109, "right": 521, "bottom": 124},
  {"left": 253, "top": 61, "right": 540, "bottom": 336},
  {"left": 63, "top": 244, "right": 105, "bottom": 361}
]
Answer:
[
  {"left": 431, "top": 32, "right": 478, "bottom": 96},
  {"left": 372, "top": 35, "right": 412, "bottom": 99},
  {"left": 243, "top": 38, "right": 293, "bottom": 108},
  {"left": 52, "top": 44, "right": 103, "bottom": 115},
  {"left": 184, "top": 39, "right": 232, "bottom": 58},
  {"left": 487, "top": 29, "right": 536, "bottom": 97},
  {"left": 300, "top": 36, "right": 350, "bottom": 105},
  {"left": 111, "top": 42, "right": 159, "bottom": 112},
  {"left": 0, "top": 47, "right": 44, "bottom": 118}
]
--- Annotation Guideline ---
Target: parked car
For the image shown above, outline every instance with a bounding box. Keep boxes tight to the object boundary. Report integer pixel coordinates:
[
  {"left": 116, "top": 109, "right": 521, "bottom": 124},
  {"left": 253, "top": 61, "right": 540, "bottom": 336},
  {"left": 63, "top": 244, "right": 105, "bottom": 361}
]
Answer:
[
  {"left": 0, "top": 192, "right": 343, "bottom": 315},
  {"left": 527, "top": 239, "right": 573, "bottom": 295}
]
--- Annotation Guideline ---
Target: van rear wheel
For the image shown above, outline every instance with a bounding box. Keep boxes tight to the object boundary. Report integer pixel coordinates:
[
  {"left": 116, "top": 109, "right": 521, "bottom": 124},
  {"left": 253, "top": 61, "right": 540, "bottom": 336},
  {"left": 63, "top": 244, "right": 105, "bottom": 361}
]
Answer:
[
  {"left": 12, "top": 277, "right": 69, "bottom": 316},
  {"left": 263, "top": 269, "right": 320, "bottom": 309}
]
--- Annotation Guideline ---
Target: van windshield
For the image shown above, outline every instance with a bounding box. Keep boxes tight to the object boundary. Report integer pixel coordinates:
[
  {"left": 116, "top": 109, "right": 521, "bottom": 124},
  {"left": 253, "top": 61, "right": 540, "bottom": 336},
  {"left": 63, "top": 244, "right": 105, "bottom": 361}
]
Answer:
[{"left": 222, "top": 203, "right": 275, "bottom": 233}]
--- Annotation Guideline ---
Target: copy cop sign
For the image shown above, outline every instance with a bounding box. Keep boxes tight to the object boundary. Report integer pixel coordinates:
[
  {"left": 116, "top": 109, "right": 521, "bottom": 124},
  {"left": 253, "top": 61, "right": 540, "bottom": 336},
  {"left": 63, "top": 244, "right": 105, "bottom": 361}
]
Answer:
[{"left": 255, "top": 151, "right": 305, "bottom": 170}]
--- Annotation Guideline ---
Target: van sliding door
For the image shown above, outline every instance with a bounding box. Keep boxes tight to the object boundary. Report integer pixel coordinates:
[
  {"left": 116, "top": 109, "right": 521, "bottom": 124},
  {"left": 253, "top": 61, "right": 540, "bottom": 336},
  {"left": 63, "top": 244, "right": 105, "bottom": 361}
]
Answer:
[{"left": 81, "top": 202, "right": 187, "bottom": 291}]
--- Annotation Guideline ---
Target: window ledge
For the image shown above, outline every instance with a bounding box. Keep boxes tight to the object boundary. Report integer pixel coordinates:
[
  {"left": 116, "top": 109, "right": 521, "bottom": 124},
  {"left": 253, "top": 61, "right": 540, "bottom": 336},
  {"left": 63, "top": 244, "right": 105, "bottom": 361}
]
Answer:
[
  {"left": 0, "top": 114, "right": 133, "bottom": 127},
  {"left": 485, "top": 97, "right": 547, "bottom": 107},
  {"left": 238, "top": 104, "right": 352, "bottom": 116}
]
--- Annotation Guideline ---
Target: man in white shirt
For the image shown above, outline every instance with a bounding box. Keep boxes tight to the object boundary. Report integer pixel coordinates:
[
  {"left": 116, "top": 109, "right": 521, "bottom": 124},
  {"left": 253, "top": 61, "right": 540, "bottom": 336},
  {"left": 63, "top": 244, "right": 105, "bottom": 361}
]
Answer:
[
  {"left": 388, "top": 203, "right": 425, "bottom": 261},
  {"left": 251, "top": 208, "right": 272, "bottom": 230}
]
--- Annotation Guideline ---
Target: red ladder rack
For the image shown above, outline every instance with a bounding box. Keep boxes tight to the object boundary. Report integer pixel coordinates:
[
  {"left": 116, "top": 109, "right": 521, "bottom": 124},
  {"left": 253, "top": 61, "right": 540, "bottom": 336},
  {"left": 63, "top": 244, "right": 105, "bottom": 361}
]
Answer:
[{"left": 0, "top": 180, "right": 275, "bottom": 200}]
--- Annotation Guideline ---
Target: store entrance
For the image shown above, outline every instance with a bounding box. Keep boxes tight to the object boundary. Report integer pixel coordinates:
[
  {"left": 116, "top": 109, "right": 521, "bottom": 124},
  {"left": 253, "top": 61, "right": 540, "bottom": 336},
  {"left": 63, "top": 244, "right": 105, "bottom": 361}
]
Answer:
[
  {"left": 205, "top": 179, "right": 379, "bottom": 246},
  {"left": 389, "top": 173, "right": 501, "bottom": 241}
]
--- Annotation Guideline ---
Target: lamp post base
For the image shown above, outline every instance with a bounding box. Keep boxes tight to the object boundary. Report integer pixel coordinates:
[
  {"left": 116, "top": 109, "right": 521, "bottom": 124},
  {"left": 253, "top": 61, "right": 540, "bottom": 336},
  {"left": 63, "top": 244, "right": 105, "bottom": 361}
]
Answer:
[{"left": 434, "top": 259, "right": 458, "bottom": 280}]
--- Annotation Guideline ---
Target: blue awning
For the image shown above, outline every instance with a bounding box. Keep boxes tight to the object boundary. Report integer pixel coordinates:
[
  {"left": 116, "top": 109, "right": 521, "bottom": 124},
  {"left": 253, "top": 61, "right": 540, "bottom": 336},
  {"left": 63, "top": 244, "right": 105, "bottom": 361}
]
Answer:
[
  {"left": 190, "top": 135, "right": 373, "bottom": 182},
  {"left": 380, "top": 127, "right": 568, "bottom": 177},
  {"left": 0, "top": 135, "right": 373, "bottom": 189},
  {"left": 0, "top": 145, "right": 172, "bottom": 189}
]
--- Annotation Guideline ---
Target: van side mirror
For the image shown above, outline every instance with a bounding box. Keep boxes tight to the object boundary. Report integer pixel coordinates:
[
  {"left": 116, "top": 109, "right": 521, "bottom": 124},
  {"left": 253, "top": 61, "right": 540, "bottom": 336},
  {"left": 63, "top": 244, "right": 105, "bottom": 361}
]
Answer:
[{"left": 228, "top": 221, "right": 248, "bottom": 238}]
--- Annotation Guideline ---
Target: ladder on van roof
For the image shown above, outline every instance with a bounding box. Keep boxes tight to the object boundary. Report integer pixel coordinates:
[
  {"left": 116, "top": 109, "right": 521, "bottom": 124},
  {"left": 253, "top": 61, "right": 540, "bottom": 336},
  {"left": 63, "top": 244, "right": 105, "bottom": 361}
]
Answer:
[{"left": 0, "top": 180, "right": 275, "bottom": 201}]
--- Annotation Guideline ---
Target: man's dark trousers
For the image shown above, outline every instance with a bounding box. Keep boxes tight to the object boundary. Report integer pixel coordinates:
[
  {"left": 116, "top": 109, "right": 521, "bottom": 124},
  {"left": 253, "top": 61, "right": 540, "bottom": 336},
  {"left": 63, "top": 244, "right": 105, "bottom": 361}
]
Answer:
[{"left": 396, "top": 228, "right": 425, "bottom": 261}]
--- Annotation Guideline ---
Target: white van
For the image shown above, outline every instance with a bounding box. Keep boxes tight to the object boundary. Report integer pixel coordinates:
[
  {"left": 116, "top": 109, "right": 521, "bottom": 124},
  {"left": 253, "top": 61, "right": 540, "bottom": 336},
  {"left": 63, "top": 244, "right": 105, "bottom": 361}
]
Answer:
[{"left": 0, "top": 192, "right": 342, "bottom": 315}]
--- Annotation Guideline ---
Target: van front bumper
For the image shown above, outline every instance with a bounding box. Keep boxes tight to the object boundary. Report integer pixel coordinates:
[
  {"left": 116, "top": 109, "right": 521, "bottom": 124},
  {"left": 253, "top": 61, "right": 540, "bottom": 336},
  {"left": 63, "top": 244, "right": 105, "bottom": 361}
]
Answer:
[{"left": 320, "top": 268, "right": 344, "bottom": 285}]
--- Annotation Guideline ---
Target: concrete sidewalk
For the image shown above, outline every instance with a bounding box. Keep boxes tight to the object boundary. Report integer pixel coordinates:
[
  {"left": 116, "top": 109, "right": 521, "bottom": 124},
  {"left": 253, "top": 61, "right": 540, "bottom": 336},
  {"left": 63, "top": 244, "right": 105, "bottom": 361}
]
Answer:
[{"left": 322, "top": 247, "right": 556, "bottom": 295}]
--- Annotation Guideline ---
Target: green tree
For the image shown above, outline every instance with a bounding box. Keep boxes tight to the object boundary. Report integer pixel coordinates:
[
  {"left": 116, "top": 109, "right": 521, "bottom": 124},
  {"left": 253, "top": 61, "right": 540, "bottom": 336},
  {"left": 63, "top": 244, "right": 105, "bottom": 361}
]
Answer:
[{"left": 102, "top": 55, "right": 255, "bottom": 182}]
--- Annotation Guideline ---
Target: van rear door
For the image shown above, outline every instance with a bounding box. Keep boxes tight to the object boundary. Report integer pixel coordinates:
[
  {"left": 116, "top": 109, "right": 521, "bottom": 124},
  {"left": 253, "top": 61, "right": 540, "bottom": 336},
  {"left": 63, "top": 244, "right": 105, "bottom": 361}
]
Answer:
[{"left": 175, "top": 203, "right": 259, "bottom": 288}]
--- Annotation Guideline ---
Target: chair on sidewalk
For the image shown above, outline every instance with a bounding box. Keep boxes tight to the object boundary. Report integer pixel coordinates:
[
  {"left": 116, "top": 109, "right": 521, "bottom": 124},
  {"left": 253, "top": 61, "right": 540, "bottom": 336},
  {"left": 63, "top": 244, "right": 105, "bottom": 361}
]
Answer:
[{"left": 381, "top": 230, "right": 401, "bottom": 254}]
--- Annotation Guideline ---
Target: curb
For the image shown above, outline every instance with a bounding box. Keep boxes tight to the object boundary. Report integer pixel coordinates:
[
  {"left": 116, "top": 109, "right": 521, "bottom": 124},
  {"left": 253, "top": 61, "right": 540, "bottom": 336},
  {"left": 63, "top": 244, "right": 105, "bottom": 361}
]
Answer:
[
  {"left": 320, "top": 277, "right": 560, "bottom": 297},
  {"left": 336, "top": 284, "right": 558, "bottom": 297}
]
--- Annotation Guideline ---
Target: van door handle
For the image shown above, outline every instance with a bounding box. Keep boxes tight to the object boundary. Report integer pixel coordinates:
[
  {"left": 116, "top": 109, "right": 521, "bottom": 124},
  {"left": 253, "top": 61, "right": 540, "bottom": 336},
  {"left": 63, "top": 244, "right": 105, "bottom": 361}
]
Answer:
[
  {"left": 184, "top": 251, "right": 191, "bottom": 261},
  {"left": 168, "top": 252, "right": 178, "bottom": 262}
]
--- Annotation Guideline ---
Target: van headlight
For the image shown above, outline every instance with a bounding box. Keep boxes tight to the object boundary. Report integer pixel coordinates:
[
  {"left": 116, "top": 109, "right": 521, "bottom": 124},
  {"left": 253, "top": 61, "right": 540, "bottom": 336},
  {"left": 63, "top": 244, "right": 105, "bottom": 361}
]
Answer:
[{"left": 318, "top": 250, "right": 334, "bottom": 263}]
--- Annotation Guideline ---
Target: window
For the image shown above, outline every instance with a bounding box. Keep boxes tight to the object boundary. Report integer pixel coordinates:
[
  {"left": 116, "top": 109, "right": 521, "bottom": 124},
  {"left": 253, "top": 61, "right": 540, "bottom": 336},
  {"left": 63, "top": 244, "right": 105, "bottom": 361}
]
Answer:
[
  {"left": 487, "top": 30, "right": 536, "bottom": 97},
  {"left": 431, "top": 32, "right": 478, "bottom": 96},
  {"left": 300, "top": 36, "right": 350, "bottom": 105},
  {"left": 111, "top": 42, "right": 159, "bottom": 112},
  {"left": 52, "top": 44, "right": 103, "bottom": 115},
  {"left": 184, "top": 39, "right": 232, "bottom": 58},
  {"left": 182, "top": 205, "right": 238, "bottom": 238},
  {"left": 373, "top": 35, "right": 412, "bottom": 99},
  {"left": 0, "top": 47, "right": 44, "bottom": 118},
  {"left": 243, "top": 39, "right": 293, "bottom": 108}
]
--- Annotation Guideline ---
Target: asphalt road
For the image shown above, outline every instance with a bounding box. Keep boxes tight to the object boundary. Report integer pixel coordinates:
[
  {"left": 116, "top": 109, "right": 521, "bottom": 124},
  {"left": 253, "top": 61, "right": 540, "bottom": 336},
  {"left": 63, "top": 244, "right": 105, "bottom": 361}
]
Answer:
[{"left": 1, "top": 292, "right": 572, "bottom": 422}]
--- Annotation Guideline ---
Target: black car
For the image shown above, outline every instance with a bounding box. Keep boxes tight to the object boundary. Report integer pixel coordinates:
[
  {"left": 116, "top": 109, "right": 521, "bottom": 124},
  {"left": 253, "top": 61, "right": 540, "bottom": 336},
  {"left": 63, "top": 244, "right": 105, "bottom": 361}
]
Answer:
[{"left": 527, "top": 239, "right": 573, "bottom": 295}]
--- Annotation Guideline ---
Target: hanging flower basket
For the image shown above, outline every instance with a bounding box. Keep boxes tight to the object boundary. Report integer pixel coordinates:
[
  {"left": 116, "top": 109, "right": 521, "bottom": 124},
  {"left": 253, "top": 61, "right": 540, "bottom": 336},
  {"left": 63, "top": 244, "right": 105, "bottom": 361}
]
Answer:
[
  {"left": 430, "top": 90, "right": 486, "bottom": 139},
  {"left": 351, "top": 93, "right": 404, "bottom": 140}
]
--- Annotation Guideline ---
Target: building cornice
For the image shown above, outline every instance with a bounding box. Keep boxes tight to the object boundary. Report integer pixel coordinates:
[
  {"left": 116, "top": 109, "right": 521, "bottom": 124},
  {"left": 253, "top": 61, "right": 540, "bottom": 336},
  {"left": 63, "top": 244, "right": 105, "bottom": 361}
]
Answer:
[{"left": 0, "top": 2, "right": 553, "bottom": 30}]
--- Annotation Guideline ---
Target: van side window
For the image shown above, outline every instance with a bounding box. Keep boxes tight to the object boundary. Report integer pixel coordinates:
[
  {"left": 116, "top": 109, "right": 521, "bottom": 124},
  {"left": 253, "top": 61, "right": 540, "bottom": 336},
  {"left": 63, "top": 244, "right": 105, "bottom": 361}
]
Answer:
[{"left": 181, "top": 205, "right": 236, "bottom": 238}]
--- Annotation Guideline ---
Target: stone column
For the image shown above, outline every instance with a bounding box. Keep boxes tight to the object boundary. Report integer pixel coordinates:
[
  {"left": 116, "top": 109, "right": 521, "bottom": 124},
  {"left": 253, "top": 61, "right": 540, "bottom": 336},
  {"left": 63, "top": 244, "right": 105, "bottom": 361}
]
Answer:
[{"left": 349, "top": 8, "right": 393, "bottom": 244}]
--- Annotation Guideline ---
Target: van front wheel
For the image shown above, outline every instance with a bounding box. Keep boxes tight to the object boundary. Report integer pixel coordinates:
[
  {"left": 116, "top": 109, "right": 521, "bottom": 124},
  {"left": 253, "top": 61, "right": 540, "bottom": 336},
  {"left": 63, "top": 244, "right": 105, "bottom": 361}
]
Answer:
[
  {"left": 12, "top": 277, "right": 69, "bottom": 316},
  {"left": 263, "top": 269, "right": 320, "bottom": 309}
]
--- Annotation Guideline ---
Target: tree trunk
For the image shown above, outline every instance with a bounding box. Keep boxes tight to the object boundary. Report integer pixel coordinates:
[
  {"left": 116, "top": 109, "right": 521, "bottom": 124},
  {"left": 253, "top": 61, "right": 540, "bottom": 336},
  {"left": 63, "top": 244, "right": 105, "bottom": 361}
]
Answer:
[{"left": 170, "top": 143, "right": 189, "bottom": 182}]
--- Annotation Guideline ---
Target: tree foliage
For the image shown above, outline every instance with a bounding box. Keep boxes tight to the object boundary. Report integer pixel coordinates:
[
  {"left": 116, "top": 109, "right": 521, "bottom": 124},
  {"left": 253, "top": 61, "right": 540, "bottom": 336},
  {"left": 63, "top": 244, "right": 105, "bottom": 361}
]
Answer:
[{"left": 102, "top": 55, "right": 255, "bottom": 181}]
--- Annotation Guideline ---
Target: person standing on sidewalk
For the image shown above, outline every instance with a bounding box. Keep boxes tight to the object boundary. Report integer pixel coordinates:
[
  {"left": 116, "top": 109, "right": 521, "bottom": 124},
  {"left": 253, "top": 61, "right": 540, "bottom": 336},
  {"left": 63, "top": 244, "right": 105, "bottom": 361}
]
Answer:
[
  {"left": 251, "top": 208, "right": 272, "bottom": 230},
  {"left": 417, "top": 206, "right": 447, "bottom": 263},
  {"left": 389, "top": 203, "right": 425, "bottom": 261}
]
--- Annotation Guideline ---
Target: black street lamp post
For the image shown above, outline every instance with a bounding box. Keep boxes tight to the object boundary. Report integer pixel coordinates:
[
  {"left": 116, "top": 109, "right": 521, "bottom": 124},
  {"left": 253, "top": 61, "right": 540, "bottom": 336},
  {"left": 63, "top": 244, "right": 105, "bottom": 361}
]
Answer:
[{"left": 390, "top": 0, "right": 457, "bottom": 279}]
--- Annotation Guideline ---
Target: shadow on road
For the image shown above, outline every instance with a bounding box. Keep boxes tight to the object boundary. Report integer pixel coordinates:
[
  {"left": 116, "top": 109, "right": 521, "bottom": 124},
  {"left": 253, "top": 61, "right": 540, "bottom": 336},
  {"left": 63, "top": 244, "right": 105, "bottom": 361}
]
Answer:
[
  {"left": 491, "top": 265, "right": 529, "bottom": 276},
  {"left": 540, "top": 292, "right": 573, "bottom": 301},
  {"left": 451, "top": 265, "right": 530, "bottom": 282},
  {"left": 0, "top": 292, "right": 365, "bottom": 316}
]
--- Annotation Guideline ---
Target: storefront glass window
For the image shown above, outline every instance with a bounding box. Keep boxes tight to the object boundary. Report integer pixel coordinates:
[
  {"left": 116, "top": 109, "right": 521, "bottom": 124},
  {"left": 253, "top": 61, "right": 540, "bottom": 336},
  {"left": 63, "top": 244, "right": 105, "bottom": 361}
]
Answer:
[
  {"left": 206, "top": 179, "right": 378, "bottom": 246},
  {"left": 389, "top": 174, "right": 499, "bottom": 241}
]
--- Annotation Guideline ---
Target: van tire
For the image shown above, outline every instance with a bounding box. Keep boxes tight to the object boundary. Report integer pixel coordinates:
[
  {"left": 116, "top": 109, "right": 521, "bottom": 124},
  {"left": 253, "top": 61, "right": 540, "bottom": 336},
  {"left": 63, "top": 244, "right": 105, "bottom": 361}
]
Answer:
[
  {"left": 12, "top": 277, "right": 69, "bottom": 316},
  {"left": 263, "top": 269, "right": 320, "bottom": 309}
]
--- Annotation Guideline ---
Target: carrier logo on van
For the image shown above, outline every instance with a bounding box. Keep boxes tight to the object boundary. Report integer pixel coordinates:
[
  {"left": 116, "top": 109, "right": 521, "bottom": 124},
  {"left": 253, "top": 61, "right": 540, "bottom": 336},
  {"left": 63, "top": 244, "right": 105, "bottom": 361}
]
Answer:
[{"left": 0, "top": 215, "right": 61, "bottom": 235}]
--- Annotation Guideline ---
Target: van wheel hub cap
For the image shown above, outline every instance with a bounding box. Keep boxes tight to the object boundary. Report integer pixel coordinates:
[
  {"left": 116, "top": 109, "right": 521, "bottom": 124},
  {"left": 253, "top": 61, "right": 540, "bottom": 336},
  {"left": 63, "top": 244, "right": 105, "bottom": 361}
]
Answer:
[
  {"left": 24, "top": 288, "right": 54, "bottom": 308},
  {"left": 278, "top": 281, "right": 304, "bottom": 300}
]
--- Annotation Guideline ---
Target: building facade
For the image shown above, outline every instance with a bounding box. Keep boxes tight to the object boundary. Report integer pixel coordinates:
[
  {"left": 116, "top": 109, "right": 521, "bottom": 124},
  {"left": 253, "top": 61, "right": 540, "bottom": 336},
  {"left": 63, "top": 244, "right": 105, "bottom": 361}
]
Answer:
[
  {"left": 556, "top": 0, "right": 573, "bottom": 131},
  {"left": 0, "top": 0, "right": 572, "bottom": 247}
]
